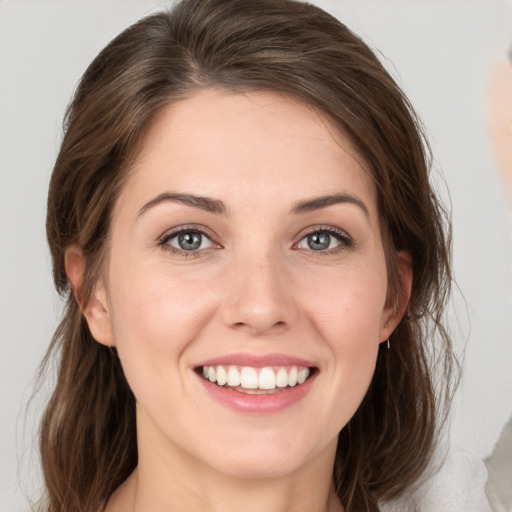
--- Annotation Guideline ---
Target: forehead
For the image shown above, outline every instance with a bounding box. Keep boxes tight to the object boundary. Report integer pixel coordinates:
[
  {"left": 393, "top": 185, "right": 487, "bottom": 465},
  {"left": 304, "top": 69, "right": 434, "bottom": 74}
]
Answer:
[{"left": 118, "top": 90, "right": 376, "bottom": 216}]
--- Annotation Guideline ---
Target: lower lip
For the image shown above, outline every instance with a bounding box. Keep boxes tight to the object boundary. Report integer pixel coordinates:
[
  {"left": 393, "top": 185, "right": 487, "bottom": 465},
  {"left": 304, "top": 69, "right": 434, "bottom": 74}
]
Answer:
[{"left": 197, "top": 372, "right": 316, "bottom": 414}]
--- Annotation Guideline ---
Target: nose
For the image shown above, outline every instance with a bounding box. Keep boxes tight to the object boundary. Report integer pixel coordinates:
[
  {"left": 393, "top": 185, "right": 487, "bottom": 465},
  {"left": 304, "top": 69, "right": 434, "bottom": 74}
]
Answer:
[{"left": 220, "top": 251, "right": 296, "bottom": 336}]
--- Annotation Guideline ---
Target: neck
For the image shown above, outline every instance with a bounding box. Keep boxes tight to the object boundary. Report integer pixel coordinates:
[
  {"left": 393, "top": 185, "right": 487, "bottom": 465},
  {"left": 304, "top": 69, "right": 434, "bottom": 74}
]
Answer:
[
  {"left": 123, "top": 469, "right": 343, "bottom": 512},
  {"left": 106, "top": 428, "right": 343, "bottom": 512}
]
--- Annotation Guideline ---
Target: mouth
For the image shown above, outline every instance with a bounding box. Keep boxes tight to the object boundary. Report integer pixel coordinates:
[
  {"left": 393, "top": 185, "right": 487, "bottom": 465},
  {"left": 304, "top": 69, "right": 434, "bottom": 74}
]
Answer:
[{"left": 196, "top": 364, "right": 316, "bottom": 394}]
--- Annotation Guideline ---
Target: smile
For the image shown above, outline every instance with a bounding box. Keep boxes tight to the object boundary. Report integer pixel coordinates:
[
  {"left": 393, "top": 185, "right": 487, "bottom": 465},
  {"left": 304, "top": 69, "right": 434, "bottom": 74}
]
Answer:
[
  {"left": 195, "top": 354, "right": 317, "bottom": 413},
  {"left": 201, "top": 365, "right": 311, "bottom": 393}
]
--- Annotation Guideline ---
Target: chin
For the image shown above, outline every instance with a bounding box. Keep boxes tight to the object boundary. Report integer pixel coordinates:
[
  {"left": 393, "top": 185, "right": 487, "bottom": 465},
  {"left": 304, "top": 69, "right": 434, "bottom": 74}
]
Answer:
[
  {"left": 209, "top": 451, "right": 309, "bottom": 480},
  {"left": 197, "top": 428, "right": 334, "bottom": 481}
]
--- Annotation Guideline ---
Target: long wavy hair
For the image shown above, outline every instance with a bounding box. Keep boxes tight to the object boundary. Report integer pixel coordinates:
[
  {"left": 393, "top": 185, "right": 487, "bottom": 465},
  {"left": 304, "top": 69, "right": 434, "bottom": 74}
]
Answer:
[{"left": 38, "top": 0, "right": 456, "bottom": 510}]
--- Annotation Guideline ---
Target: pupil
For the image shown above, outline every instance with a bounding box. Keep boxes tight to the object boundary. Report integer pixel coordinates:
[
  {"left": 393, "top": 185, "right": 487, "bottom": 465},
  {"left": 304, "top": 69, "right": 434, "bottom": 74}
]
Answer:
[
  {"left": 308, "top": 232, "right": 330, "bottom": 250},
  {"left": 178, "top": 232, "right": 201, "bottom": 250}
]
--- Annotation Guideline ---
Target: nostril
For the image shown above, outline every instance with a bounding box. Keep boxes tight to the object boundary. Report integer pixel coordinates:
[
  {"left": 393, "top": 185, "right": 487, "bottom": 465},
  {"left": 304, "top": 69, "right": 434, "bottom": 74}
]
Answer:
[
  {"left": 229, "top": 320, "right": 287, "bottom": 332},
  {"left": 270, "top": 321, "right": 288, "bottom": 331},
  {"left": 231, "top": 322, "right": 247, "bottom": 330}
]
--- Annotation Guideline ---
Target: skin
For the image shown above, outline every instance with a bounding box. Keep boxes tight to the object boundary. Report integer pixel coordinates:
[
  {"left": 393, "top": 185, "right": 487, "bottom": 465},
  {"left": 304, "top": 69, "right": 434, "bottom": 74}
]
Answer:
[
  {"left": 66, "top": 90, "right": 411, "bottom": 512},
  {"left": 488, "top": 57, "right": 512, "bottom": 198}
]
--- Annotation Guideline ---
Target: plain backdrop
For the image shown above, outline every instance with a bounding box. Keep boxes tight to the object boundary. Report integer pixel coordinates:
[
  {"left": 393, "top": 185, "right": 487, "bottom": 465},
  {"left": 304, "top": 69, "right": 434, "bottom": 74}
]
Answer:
[{"left": 1, "top": 1, "right": 511, "bottom": 511}]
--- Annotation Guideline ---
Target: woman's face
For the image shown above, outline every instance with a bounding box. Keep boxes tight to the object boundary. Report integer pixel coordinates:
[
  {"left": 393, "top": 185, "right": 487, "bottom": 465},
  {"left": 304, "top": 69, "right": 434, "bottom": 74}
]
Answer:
[{"left": 86, "top": 90, "right": 406, "bottom": 480}]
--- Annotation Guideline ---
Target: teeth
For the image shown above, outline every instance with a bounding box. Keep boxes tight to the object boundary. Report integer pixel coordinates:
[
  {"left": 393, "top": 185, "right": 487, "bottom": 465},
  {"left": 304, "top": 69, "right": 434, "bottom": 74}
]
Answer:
[
  {"left": 201, "top": 365, "right": 311, "bottom": 390},
  {"left": 288, "top": 367, "right": 298, "bottom": 387},
  {"left": 227, "top": 366, "right": 241, "bottom": 386},
  {"left": 259, "top": 367, "right": 276, "bottom": 390},
  {"left": 240, "top": 367, "right": 259, "bottom": 389},
  {"left": 216, "top": 366, "right": 227, "bottom": 386},
  {"left": 276, "top": 368, "right": 288, "bottom": 388},
  {"left": 298, "top": 367, "right": 309, "bottom": 384}
]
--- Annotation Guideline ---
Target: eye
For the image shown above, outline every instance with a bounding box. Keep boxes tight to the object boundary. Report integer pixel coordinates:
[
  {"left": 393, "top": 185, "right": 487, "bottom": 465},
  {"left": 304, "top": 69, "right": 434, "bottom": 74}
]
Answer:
[
  {"left": 296, "top": 228, "right": 352, "bottom": 252},
  {"left": 161, "top": 229, "right": 215, "bottom": 252}
]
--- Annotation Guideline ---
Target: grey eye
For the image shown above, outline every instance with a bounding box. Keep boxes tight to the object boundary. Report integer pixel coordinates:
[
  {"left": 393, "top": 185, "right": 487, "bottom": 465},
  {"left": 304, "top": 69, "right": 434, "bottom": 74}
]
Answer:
[
  {"left": 167, "top": 231, "right": 213, "bottom": 251},
  {"left": 297, "top": 231, "right": 342, "bottom": 251},
  {"left": 307, "top": 232, "right": 331, "bottom": 250}
]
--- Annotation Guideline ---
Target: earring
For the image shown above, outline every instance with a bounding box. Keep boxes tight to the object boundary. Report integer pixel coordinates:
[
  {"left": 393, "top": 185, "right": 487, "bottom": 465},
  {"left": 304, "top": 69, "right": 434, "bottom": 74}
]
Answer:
[{"left": 386, "top": 338, "right": 390, "bottom": 350}]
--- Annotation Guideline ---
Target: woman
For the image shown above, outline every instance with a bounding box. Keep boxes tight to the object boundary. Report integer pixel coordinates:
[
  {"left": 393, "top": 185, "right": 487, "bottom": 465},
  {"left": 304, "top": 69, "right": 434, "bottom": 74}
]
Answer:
[{"left": 39, "top": 0, "right": 456, "bottom": 511}]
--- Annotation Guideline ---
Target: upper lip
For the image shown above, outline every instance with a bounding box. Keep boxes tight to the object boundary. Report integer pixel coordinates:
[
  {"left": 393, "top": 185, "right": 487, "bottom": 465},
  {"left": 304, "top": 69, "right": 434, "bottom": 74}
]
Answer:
[{"left": 195, "top": 352, "right": 316, "bottom": 368}]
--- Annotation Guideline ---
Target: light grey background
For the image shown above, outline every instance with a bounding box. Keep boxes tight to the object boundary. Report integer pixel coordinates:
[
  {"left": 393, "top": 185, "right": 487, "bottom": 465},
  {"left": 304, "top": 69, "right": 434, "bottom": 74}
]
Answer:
[{"left": 1, "top": 1, "right": 511, "bottom": 511}]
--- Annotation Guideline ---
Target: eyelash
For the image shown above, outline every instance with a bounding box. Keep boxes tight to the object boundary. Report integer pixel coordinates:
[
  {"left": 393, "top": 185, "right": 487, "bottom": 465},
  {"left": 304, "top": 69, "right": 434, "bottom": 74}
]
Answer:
[
  {"left": 157, "top": 224, "right": 220, "bottom": 259},
  {"left": 294, "top": 225, "right": 354, "bottom": 255},
  {"left": 157, "top": 225, "right": 354, "bottom": 258}
]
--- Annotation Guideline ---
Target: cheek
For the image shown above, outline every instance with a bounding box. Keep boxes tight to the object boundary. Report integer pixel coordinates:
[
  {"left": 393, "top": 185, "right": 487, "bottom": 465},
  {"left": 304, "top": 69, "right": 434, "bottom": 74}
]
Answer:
[
  {"left": 306, "top": 267, "right": 386, "bottom": 418},
  {"left": 106, "top": 264, "right": 217, "bottom": 390},
  {"left": 309, "top": 265, "right": 388, "bottom": 346}
]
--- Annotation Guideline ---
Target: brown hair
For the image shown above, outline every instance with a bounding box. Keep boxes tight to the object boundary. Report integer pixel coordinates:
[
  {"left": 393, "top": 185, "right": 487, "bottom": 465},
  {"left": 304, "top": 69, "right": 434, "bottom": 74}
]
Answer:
[{"left": 39, "top": 0, "right": 456, "bottom": 510}]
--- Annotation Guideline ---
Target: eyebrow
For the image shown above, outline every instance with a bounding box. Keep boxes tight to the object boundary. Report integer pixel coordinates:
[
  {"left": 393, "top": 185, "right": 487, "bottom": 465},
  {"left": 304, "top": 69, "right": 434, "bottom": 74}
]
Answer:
[
  {"left": 291, "top": 193, "right": 370, "bottom": 218},
  {"left": 137, "top": 191, "right": 369, "bottom": 219},
  {"left": 137, "top": 192, "right": 228, "bottom": 217}
]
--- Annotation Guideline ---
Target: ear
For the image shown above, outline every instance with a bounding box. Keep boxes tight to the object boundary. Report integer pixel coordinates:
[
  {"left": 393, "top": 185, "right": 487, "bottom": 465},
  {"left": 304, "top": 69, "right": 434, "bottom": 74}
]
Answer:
[
  {"left": 380, "top": 251, "right": 413, "bottom": 342},
  {"left": 65, "top": 245, "right": 115, "bottom": 347}
]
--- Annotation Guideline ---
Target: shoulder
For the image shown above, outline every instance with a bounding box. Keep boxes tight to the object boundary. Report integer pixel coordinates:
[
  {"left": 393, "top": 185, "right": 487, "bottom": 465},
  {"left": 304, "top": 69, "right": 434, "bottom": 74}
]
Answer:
[{"left": 380, "top": 448, "right": 493, "bottom": 512}]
